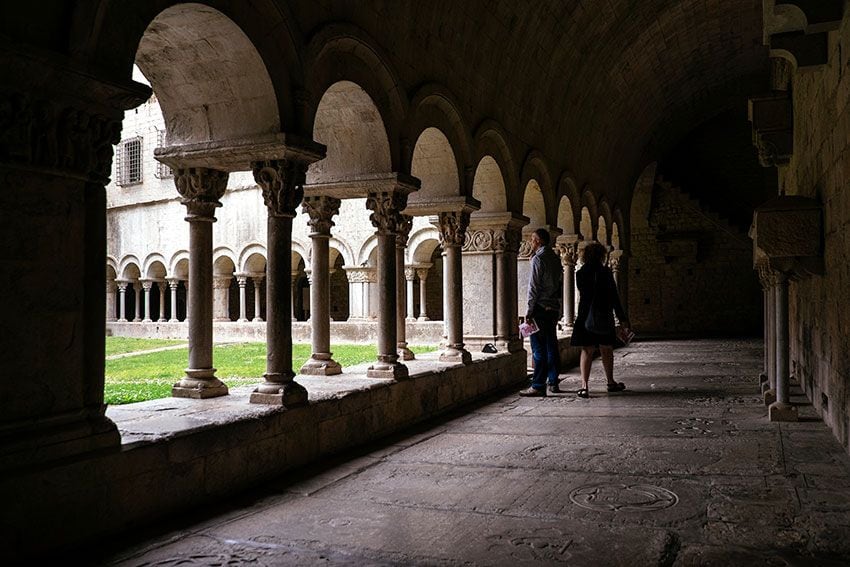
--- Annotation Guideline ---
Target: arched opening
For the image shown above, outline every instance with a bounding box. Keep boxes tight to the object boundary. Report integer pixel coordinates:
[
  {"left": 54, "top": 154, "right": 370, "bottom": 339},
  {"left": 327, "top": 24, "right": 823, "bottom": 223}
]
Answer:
[
  {"left": 213, "top": 255, "right": 236, "bottom": 322},
  {"left": 472, "top": 156, "right": 508, "bottom": 215},
  {"left": 329, "top": 248, "right": 349, "bottom": 321},
  {"left": 410, "top": 237, "right": 443, "bottom": 321},
  {"left": 558, "top": 196, "right": 576, "bottom": 236},
  {"left": 146, "top": 260, "right": 168, "bottom": 322},
  {"left": 597, "top": 216, "right": 608, "bottom": 245},
  {"left": 120, "top": 263, "right": 141, "bottom": 322},
  {"left": 522, "top": 180, "right": 546, "bottom": 229},
  {"left": 410, "top": 127, "right": 461, "bottom": 200},
  {"left": 292, "top": 253, "right": 308, "bottom": 322},
  {"left": 580, "top": 207, "right": 593, "bottom": 241},
  {"left": 243, "top": 252, "right": 267, "bottom": 322},
  {"left": 171, "top": 258, "right": 189, "bottom": 322}
]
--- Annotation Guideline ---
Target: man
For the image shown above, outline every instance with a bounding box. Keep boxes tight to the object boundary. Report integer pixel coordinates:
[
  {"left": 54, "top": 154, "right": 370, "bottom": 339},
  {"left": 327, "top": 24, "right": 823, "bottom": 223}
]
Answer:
[{"left": 520, "top": 228, "right": 563, "bottom": 396}]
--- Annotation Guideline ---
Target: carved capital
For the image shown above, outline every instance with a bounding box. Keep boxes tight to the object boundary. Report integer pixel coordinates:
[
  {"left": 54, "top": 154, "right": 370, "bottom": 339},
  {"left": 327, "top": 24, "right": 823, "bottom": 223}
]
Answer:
[
  {"left": 396, "top": 214, "right": 414, "bottom": 247},
  {"left": 415, "top": 268, "right": 430, "bottom": 281},
  {"left": 213, "top": 276, "right": 232, "bottom": 290},
  {"left": 366, "top": 190, "right": 408, "bottom": 234},
  {"left": 345, "top": 267, "right": 375, "bottom": 284},
  {"left": 404, "top": 266, "right": 417, "bottom": 281},
  {"left": 302, "top": 195, "right": 340, "bottom": 236},
  {"left": 555, "top": 242, "right": 579, "bottom": 266},
  {"left": 253, "top": 159, "right": 306, "bottom": 218},
  {"left": 437, "top": 211, "right": 470, "bottom": 248},
  {"left": 518, "top": 238, "right": 534, "bottom": 259},
  {"left": 175, "top": 167, "right": 227, "bottom": 219}
]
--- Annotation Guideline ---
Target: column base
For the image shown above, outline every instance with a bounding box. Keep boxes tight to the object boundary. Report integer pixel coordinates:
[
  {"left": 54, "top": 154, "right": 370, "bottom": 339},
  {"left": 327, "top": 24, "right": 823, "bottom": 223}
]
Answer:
[
  {"left": 142, "top": 318, "right": 153, "bottom": 323},
  {"left": 440, "top": 347, "right": 472, "bottom": 365},
  {"left": 172, "top": 369, "right": 229, "bottom": 399},
  {"left": 168, "top": 318, "right": 180, "bottom": 323},
  {"left": 769, "top": 401, "right": 798, "bottom": 422},
  {"left": 215, "top": 317, "right": 231, "bottom": 322},
  {"left": 300, "top": 355, "right": 343, "bottom": 376},
  {"left": 398, "top": 344, "right": 415, "bottom": 361},
  {"left": 367, "top": 361, "right": 409, "bottom": 380},
  {"left": 236, "top": 318, "right": 248, "bottom": 322},
  {"left": 418, "top": 316, "right": 430, "bottom": 322},
  {"left": 406, "top": 317, "right": 417, "bottom": 322},
  {"left": 250, "top": 378, "right": 308, "bottom": 406},
  {"left": 252, "top": 317, "right": 264, "bottom": 323},
  {"left": 117, "top": 318, "right": 128, "bottom": 323},
  {"left": 763, "top": 389, "right": 777, "bottom": 407},
  {"left": 157, "top": 318, "right": 167, "bottom": 323}
]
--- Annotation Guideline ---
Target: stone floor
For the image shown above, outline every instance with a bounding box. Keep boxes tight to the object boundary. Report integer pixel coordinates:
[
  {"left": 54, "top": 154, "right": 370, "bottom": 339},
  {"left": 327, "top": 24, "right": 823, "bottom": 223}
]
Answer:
[{"left": 96, "top": 339, "right": 850, "bottom": 566}]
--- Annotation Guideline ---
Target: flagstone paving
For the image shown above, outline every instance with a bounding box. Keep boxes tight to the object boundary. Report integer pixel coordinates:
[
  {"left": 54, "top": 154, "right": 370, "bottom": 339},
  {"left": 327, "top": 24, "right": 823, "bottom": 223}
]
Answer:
[{"left": 99, "top": 339, "right": 850, "bottom": 566}]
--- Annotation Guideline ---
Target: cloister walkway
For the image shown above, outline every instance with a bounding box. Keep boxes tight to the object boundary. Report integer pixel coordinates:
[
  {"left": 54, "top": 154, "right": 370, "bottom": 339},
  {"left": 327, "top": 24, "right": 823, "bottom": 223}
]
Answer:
[{"left": 100, "top": 339, "right": 850, "bottom": 565}]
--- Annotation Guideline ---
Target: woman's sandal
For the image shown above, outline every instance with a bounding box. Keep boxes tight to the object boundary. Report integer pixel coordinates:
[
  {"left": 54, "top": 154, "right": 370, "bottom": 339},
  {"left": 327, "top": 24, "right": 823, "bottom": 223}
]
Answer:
[
  {"left": 577, "top": 388, "right": 589, "bottom": 398},
  {"left": 607, "top": 382, "right": 626, "bottom": 392}
]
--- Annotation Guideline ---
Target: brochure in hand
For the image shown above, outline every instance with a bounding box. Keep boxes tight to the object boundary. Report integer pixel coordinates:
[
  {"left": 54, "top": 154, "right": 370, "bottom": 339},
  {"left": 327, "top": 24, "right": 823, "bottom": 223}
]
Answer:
[{"left": 519, "top": 320, "right": 539, "bottom": 338}]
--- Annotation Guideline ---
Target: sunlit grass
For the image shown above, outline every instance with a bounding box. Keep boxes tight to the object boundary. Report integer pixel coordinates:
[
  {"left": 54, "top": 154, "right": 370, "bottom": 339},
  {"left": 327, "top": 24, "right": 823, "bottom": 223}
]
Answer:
[
  {"left": 104, "top": 338, "right": 437, "bottom": 405},
  {"left": 105, "top": 337, "right": 185, "bottom": 356}
]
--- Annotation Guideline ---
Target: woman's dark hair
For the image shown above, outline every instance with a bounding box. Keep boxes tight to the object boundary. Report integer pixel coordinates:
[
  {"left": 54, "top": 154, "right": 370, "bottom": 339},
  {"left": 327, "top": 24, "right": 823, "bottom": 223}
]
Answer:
[
  {"left": 581, "top": 241, "right": 608, "bottom": 266},
  {"left": 533, "top": 228, "right": 550, "bottom": 246}
]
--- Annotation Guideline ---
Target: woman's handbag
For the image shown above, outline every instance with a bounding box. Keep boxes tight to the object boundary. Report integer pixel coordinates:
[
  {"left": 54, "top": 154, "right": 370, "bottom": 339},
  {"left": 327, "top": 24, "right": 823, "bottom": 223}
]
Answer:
[{"left": 584, "top": 271, "right": 614, "bottom": 334}]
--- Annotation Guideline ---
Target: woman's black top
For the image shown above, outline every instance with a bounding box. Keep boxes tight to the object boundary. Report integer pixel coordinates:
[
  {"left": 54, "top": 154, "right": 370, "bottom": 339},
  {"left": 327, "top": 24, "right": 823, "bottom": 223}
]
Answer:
[{"left": 569, "top": 263, "right": 627, "bottom": 347}]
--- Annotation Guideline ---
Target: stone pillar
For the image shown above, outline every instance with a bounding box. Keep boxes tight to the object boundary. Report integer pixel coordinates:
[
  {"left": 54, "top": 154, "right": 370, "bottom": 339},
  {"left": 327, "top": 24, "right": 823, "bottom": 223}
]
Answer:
[
  {"left": 365, "top": 188, "right": 411, "bottom": 379},
  {"left": 251, "top": 159, "right": 315, "bottom": 405},
  {"left": 761, "top": 267, "right": 777, "bottom": 405},
  {"left": 344, "top": 268, "right": 369, "bottom": 319},
  {"left": 556, "top": 239, "right": 578, "bottom": 327},
  {"left": 167, "top": 278, "right": 180, "bottom": 322},
  {"left": 252, "top": 274, "right": 264, "bottom": 322},
  {"left": 300, "top": 195, "right": 342, "bottom": 375},
  {"left": 140, "top": 279, "right": 153, "bottom": 322},
  {"left": 132, "top": 282, "right": 142, "bottom": 322},
  {"left": 516, "top": 232, "right": 534, "bottom": 317},
  {"left": 396, "top": 215, "right": 415, "bottom": 361},
  {"left": 116, "top": 281, "right": 129, "bottom": 322},
  {"left": 405, "top": 267, "right": 417, "bottom": 322},
  {"left": 213, "top": 275, "right": 232, "bottom": 322},
  {"left": 157, "top": 280, "right": 167, "bottom": 322},
  {"left": 417, "top": 267, "right": 431, "bottom": 320},
  {"left": 290, "top": 271, "right": 299, "bottom": 321},
  {"left": 500, "top": 227, "right": 523, "bottom": 352},
  {"left": 171, "top": 167, "right": 229, "bottom": 399},
  {"left": 235, "top": 274, "right": 249, "bottom": 322},
  {"left": 757, "top": 265, "right": 772, "bottom": 392},
  {"left": 437, "top": 211, "right": 472, "bottom": 364},
  {"left": 770, "top": 273, "right": 797, "bottom": 421},
  {"left": 106, "top": 279, "right": 118, "bottom": 322}
]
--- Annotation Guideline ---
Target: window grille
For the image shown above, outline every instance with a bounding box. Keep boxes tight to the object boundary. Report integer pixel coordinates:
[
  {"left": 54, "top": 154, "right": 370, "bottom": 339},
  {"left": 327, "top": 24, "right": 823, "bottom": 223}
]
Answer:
[
  {"left": 116, "top": 137, "right": 143, "bottom": 186},
  {"left": 154, "top": 128, "right": 173, "bottom": 179}
]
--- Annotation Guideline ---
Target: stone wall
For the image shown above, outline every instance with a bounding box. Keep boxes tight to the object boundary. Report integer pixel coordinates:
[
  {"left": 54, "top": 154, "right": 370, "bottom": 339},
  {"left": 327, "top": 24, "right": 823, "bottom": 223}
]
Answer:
[
  {"left": 629, "top": 181, "right": 761, "bottom": 335},
  {"left": 779, "top": 15, "right": 850, "bottom": 452}
]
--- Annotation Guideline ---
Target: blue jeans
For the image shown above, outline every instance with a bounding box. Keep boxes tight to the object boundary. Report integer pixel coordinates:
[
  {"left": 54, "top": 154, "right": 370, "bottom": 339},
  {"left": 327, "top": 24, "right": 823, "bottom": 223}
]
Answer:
[{"left": 530, "top": 310, "right": 560, "bottom": 390}]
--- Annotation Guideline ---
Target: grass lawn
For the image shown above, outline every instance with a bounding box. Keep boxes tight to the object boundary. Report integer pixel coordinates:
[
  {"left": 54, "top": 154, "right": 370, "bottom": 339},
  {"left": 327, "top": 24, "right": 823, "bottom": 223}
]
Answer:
[
  {"left": 104, "top": 338, "right": 437, "bottom": 405},
  {"left": 105, "top": 337, "right": 186, "bottom": 356}
]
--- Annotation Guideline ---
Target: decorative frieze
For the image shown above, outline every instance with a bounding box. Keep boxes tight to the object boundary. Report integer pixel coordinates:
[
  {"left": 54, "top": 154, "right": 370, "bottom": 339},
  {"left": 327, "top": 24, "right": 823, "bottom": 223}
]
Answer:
[
  {"left": 253, "top": 159, "right": 307, "bottom": 218},
  {"left": 302, "top": 195, "right": 341, "bottom": 236}
]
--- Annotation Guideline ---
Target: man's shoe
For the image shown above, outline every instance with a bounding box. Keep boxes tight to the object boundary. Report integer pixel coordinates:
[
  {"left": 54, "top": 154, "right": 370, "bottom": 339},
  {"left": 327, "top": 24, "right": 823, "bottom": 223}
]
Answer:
[
  {"left": 519, "top": 386, "right": 546, "bottom": 397},
  {"left": 548, "top": 383, "right": 562, "bottom": 394}
]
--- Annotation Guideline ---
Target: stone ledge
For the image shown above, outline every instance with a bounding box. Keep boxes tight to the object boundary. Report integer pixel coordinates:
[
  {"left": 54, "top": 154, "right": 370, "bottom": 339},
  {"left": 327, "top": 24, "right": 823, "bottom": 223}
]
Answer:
[{"left": 0, "top": 350, "right": 526, "bottom": 558}]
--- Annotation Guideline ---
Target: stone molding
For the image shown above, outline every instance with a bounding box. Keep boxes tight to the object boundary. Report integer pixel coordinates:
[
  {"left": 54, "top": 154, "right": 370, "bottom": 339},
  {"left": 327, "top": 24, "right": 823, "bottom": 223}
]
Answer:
[
  {"left": 253, "top": 159, "right": 308, "bottom": 218},
  {"left": 748, "top": 93, "right": 793, "bottom": 168},
  {"left": 437, "top": 211, "right": 470, "bottom": 248},
  {"left": 302, "top": 195, "right": 341, "bottom": 236},
  {"left": 751, "top": 195, "right": 823, "bottom": 278}
]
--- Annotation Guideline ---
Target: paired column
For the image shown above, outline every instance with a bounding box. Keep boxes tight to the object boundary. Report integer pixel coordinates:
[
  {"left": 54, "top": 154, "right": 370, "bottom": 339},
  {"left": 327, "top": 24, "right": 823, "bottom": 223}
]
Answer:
[
  {"left": 300, "top": 195, "right": 343, "bottom": 375},
  {"left": 405, "top": 267, "right": 417, "bottom": 322},
  {"left": 106, "top": 279, "right": 118, "bottom": 322},
  {"left": 140, "top": 279, "right": 153, "bottom": 322},
  {"left": 116, "top": 280, "right": 129, "bottom": 322},
  {"left": 365, "top": 188, "right": 411, "bottom": 379},
  {"left": 167, "top": 278, "right": 180, "bottom": 322},
  {"left": 417, "top": 267, "right": 431, "bottom": 320},
  {"left": 157, "top": 280, "right": 167, "bottom": 322},
  {"left": 213, "top": 275, "right": 232, "bottom": 322},
  {"left": 171, "top": 167, "right": 229, "bottom": 399},
  {"left": 757, "top": 265, "right": 774, "bottom": 397},
  {"left": 132, "top": 282, "right": 142, "bottom": 322},
  {"left": 496, "top": 227, "right": 523, "bottom": 351},
  {"left": 396, "top": 215, "right": 415, "bottom": 361},
  {"left": 252, "top": 275, "right": 264, "bottom": 321},
  {"left": 437, "top": 211, "right": 472, "bottom": 364},
  {"left": 235, "top": 274, "right": 249, "bottom": 322},
  {"left": 251, "top": 159, "right": 312, "bottom": 405},
  {"left": 770, "top": 272, "right": 797, "bottom": 421},
  {"left": 555, "top": 240, "right": 578, "bottom": 328}
]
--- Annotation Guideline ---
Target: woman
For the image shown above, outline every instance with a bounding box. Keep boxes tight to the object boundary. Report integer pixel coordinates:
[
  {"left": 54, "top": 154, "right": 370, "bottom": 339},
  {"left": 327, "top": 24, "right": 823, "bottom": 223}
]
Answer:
[{"left": 570, "top": 241, "right": 630, "bottom": 398}]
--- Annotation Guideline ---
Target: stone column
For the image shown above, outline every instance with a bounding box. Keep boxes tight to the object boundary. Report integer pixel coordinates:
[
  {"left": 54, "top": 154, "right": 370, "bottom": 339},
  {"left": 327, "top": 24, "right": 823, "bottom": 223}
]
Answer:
[
  {"left": 437, "top": 211, "right": 472, "bottom": 364},
  {"left": 417, "top": 267, "right": 431, "bottom": 320},
  {"left": 770, "top": 273, "right": 797, "bottom": 421},
  {"left": 556, "top": 239, "right": 578, "bottom": 327},
  {"left": 171, "top": 167, "right": 229, "bottom": 399},
  {"left": 132, "top": 282, "right": 142, "bottom": 322},
  {"left": 235, "top": 274, "right": 249, "bottom": 322},
  {"left": 365, "top": 189, "right": 410, "bottom": 379},
  {"left": 498, "top": 227, "right": 523, "bottom": 351},
  {"left": 405, "top": 267, "right": 417, "bottom": 322},
  {"left": 344, "top": 268, "right": 368, "bottom": 319},
  {"left": 213, "top": 275, "right": 232, "bottom": 322},
  {"left": 251, "top": 159, "right": 313, "bottom": 405},
  {"left": 300, "top": 195, "right": 342, "bottom": 375},
  {"left": 290, "top": 271, "right": 299, "bottom": 322},
  {"left": 116, "top": 281, "right": 129, "bottom": 322},
  {"left": 167, "top": 278, "right": 180, "bottom": 322},
  {"left": 516, "top": 233, "right": 534, "bottom": 318},
  {"left": 252, "top": 274, "right": 264, "bottom": 322},
  {"left": 157, "top": 280, "right": 167, "bottom": 322},
  {"left": 757, "top": 265, "right": 772, "bottom": 392},
  {"left": 106, "top": 279, "right": 118, "bottom": 322},
  {"left": 761, "top": 267, "right": 778, "bottom": 405},
  {"left": 140, "top": 279, "right": 153, "bottom": 322},
  {"left": 396, "top": 215, "right": 415, "bottom": 360}
]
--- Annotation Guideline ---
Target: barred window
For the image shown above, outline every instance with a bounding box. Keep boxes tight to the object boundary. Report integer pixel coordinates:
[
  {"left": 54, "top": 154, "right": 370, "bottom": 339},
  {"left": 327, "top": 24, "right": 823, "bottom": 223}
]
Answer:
[
  {"left": 116, "top": 137, "right": 143, "bottom": 186},
  {"left": 154, "top": 128, "right": 173, "bottom": 179}
]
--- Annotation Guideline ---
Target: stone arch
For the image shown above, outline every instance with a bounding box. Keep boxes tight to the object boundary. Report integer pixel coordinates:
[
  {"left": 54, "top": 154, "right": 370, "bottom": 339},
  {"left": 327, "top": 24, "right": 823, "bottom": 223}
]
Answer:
[
  {"left": 473, "top": 120, "right": 518, "bottom": 213},
  {"left": 557, "top": 196, "right": 576, "bottom": 236},
  {"left": 472, "top": 156, "right": 508, "bottom": 215},
  {"left": 106, "top": 256, "right": 119, "bottom": 277},
  {"left": 580, "top": 189, "right": 599, "bottom": 240},
  {"left": 598, "top": 200, "right": 613, "bottom": 245},
  {"left": 405, "top": 84, "right": 473, "bottom": 197},
  {"left": 243, "top": 253, "right": 267, "bottom": 274},
  {"left": 304, "top": 23, "right": 407, "bottom": 172},
  {"left": 133, "top": 3, "right": 281, "bottom": 146},
  {"left": 169, "top": 251, "right": 190, "bottom": 278},
  {"left": 630, "top": 162, "right": 658, "bottom": 232},
  {"left": 522, "top": 180, "right": 547, "bottom": 229},
  {"left": 307, "top": 80, "right": 393, "bottom": 184},
  {"left": 142, "top": 253, "right": 168, "bottom": 279},
  {"left": 597, "top": 216, "right": 609, "bottom": 245},
  {"left": 520, "top": 151, "right": 555, "bottom": 224},
  {"left": 558, "top": 173, "right": 581, "bottom": 234},
  {"left": 291, "top": 240, "right": 309, "bottom": 270},
  {"left": 357, "top": 235, "right": 379, "bottom": 266},
  {"left": 328, "top": 238, "right": 354, "bottom": 268},
  {"left": 408, "top": 229, "right": 441, "bottom": 264},
  {"left": 613, "top": 208, "right": 626, "bottom": 251},
  {"left": 119, "top": 256, "right": 142, "bottom": 280},
  {"left": 238, "top": 243, "right": 268, "bottom": 273},
  {"left": 213, "top": 252, "right": 236, "bottom": 276},
  {"left": 410, "top": 127, "right": 461, "bottom": 200},
  {"left": 580, "top": 208, "right": 594, "bottom": 242}
]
